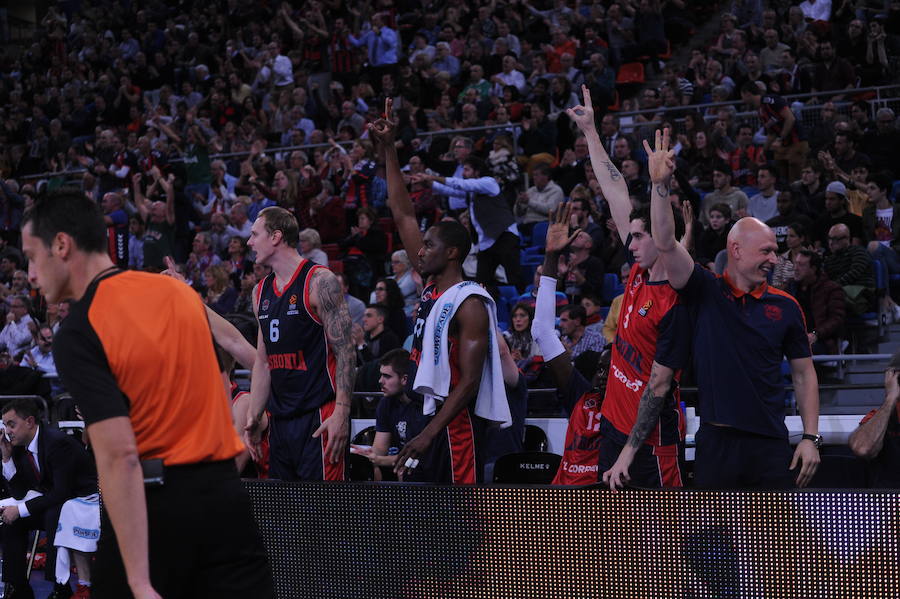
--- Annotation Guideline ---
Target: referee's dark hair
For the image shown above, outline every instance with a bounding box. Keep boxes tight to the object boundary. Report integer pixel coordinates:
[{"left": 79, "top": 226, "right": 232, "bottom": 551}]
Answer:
[
  {"left": 1, "top": 397, "right": 41, "bottom": 423},
  {"left": 22, "top": 187, "right": 106, "bottom": 253},
  {"left": 379, "top": 348, "right": 410, "bottom": 377}
]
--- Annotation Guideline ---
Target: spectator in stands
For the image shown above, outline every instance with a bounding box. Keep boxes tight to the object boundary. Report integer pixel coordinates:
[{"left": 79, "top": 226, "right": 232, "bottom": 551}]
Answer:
[
  {"left": 814, "top": 182, "right": 866, "bottom": 248},
  {"left": 825, "top": 223, "right": 875, "bottom": 317},
  {"left": 821, "top": 132, "right": 872, "bottom": 187},
  {"left": 766, "top": 189, "right": 813, "bottom": 250},
  {"left": 128, "top": 215, "right": 145, "bottom": 270},
  {"left": 552, "top": 135, "right": 590, "bottom": 195},
  {"left": 186, "top": 232, "right": 222, "bottom": 285},
  {"left": 772, "top": 222, "right": 813, "bottom": 290},
  {"left": 560, "top": 231, "right": 606, "bottom": 302},
  {"left": 849, "top": 354, "right": 900, "bottom": 487},
  {"left": 558, "top": 304, "right": 607, "bottom": 360},
  {"left": 372, "top": 277, "right": 411, "bottom": 341},
  {"left": 299, "top": 228, "right": 328, "bottom": 267},
  {"left": 491, "top": 55, "right": 527, "bottom": 97},
  {"left": 204, "top": 263, "right": 238, "bottom": 315},
  {"left": 700, "top": 163, "right": 749, "bottom": 225},
  {"left": 696, "top": 203, "right": 733, "bottom": 270},
  {"left": 772, "top": 47, "right": 812, "bottom": 95},
  {"left": 760, "top": 28, "right": 790, "bottom": 72},
  {"left": 793, "top": 249, "right": 846, "bottom": 355},
  {"left": 862, "top": 108, "right": 900, "bottom": 178},
  {"left": 388, "top": 250, "right": 422, "bottom": 316},
  {"left": 356, "top": 304, "right": 401, "bottom": 365},
  {"left": 748, "top": 165, "right": 780, "bottom": 222},
  {"left": 810, "top": 38, "right": 856, "bottom": 101},
  {"left": 132, "top": 171, "right": 176, "bottom": 271},
  {"left": 416, "top": 157, "right": 521, "bottom": 290},
  {"left": 728, "top": 122, "right": 766, "bottom": 187},
  {"left": 518, "top": 102, "right": 558, "bottom": 169},
  {"left": 792, "top": 161, "right": 827, "bottom": 216},
  {"left": 503, "top": 303, "right": 538, "bottom": 363},
  {"left": 23, "top": 324, "right": 57, "bottom": 380},
  {"left": 340, "top": 206, "right": 387, "bottom": 297},
  {"left": 0, "top": 296, "right": 35, "bottom": 359},
  {"left": 100, "top": 192, "right": 130, "bottom": 269},
  {"left": 864, "top": 175, "right": 900, "bottom": 279},
  {"left": 515, "top": 164, "right": 564, "bottom": 239},
  {"left": 740, "top": 81, "right": 807, "bottom": 182},
  {"left": 336, "top": 272, "right": 365, "bottom": 326}
]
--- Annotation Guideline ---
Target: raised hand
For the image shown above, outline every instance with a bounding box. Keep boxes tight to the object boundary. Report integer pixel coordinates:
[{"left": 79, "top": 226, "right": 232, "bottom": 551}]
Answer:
[
  {"left": 367, "top": 97, "right": 397, "bottom": 148},
  {"left": 565, "top": 85, "right": 597, "bottom": 134},
  {"left": 642, "top": 127, "right": 676, "bottom": 184},
  {"left": 545, "top": 203, "right": 580, "bottom": 253}
]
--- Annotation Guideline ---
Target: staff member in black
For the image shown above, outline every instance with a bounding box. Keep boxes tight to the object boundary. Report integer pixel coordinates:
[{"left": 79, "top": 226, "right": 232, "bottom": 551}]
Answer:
[
  {"left": 1, "top": 397, "right": 97, "bottom": 599},
  {"left": 20, "top": 189, "right": 273, "bottom": 599}
]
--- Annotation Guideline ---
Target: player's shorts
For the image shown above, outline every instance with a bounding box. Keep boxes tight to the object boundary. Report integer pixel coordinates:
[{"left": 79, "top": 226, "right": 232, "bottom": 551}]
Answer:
[
  {"left": 268, "top": 399, "right": 347, "bottom": 482},
  {"left": 598, "top": 416, "right": 685, "bottom": 488}
]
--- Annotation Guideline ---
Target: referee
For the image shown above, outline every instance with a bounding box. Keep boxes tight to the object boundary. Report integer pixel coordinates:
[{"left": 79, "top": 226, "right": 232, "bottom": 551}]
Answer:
[{"left": 20, "top": 189, "right": 273, "bottom": 599}]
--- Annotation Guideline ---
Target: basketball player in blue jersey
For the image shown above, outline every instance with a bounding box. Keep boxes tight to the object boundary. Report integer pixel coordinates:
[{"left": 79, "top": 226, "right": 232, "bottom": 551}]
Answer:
[
  {"left": 369, "top": 99, "right": 493, "bottom": 484},
  {"left": 244, "top": 206, "right": 356, "bottom": 481}
]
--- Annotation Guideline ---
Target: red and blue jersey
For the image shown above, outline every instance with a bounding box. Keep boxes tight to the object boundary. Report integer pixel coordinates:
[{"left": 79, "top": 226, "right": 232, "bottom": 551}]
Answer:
[
  {"left": 759, "top": 94, "right": 804, "bottom": 145},
  {"left": 553, "top": 368, "right": 604, "bottom": 485},
  {"left": 603, "top": 264, "right": 689, "bottom": 446},
  {"left": 679, "top": 264, "right": 811, "bottom": 439},
  {"left": 256, "top": 260, "right": 336, "bottom": 417}
]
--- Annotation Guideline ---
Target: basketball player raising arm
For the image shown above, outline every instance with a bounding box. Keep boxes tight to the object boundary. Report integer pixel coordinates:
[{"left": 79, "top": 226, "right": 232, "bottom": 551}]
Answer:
[{"left": 369, "top": 99, "right": 491, "bottom": 482}]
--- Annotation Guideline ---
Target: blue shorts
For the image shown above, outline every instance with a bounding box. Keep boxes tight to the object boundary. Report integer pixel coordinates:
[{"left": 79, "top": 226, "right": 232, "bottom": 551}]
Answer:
[
  {"left": 694, "top": 423, "right": 794, "bottom": 489},
  {"left": 268, "top": 400, "right": 347, "bottom": 482}
]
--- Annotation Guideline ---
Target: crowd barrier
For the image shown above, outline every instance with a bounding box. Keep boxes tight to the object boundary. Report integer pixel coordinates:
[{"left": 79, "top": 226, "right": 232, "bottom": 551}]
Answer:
[{"left": 244, "top": 480, "right": 900, "bottom": 599}]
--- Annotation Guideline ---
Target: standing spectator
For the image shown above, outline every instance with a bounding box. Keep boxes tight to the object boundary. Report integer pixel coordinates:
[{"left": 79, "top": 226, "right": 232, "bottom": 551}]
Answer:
[
  {"left": 416, "top": 157, "right": 521, "bottom": 290},
  {"left": 256, "top": 41, "right": 294, "bottom": 91},
  {"left": 740, "top": 82, "right": 807, "bottom": 181},
  {"left": 339, "top": 207, "right": 387, "bottom": 298},
  {"left": 515, "top": 164, "right": 564, "bottom": 239},
  {"left": 128, "top": 215, "right": 145, "bottom": 270},
  {"left": 132, "top": 172, "right": 176, "bottom": 271},
  {"left": 349, "top": 13, "right": 399, "bottom": 91},
  {"left": 101, "top": 191, "right": 130, "bottom": 269}
]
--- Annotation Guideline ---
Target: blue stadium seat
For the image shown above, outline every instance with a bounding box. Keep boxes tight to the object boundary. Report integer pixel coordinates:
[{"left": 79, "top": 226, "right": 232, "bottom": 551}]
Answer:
[
  {"left": 531, "top": 222, "right": 549, "bottom": 249},
  {"left": 600, "top": 273, "right": 625, "bottom": 304},
  {"left": 498, "top": 285, "right": 519, "bottom": 307}
]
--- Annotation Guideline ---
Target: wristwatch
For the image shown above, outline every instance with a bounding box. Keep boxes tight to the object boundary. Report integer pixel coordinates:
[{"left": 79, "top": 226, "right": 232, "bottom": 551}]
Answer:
[{"left": 802, "top": 433, "right": 823, "bottom": 449}]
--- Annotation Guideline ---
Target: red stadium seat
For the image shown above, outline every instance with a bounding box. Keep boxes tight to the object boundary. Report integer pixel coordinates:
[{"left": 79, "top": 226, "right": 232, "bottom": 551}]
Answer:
[
  {"left": 323, "top": 244, "right": 341, "bottom": 260},
  {"left": 616, "top": 62, "right": 645, "bottom": 86}
]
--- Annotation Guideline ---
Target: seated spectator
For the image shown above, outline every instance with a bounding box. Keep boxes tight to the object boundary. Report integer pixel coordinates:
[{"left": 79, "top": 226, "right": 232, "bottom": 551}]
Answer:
[
  {"left": 728, "top": 122, "right": 766, "bottom": 187},
  {"left": 208, "top": 213, "right": 233, "bottom": 257},
  {"left": 128, "top": 215, "right": 145, "bottom": 270},
  {"left": 863, "top": 174, "right": 900, "bottom": 276},
  {"left": 23, "top": 324, "right": 57, "bottom": 379},
  {"left": 503, "top": 303, "right": 538, "bottom": 363},
  {"left": 356, "top": 304, "right": 401, "bottom": 365},
  {"left": 551, "top": 135, "right": 589, "bottom": 195},
  {"left": 515, "top": 266, "right": 570, "bottom": 313},
  {"left": 772, "top": 222, "right": 813, "bottom": 291},
  {"left": 820, "top": 132, "right": 872, "bottom": 193},
  {"left": 792, "top": 160, "right": 827, "bottom": 216},
  {"left": 226, "top": 203, "right": 252, "bottom": 240},
  {"left": 766, "top": 189, "right": 814, "bottom": 251},
  {"left": 696, "top": 203, "right": 734, "bottom": 270},
  {"left": 700, "top": 163, "right": 749, "bottom": 225},
  {"left": 372, "top": 278, "right": 411, "bottom": 341},
  {"left": 813, "top": 182, "right": 866, "bottom": 248},
  {"left": 568, "top": 187, "right": 607, "bottom": 254},
  {"left": 336, "top": 272, "right": 365, "bottom": 326},
  {"left": 186, "top": 232, "right": 222, "bottom": 284},
  {"left": 560, "top": 232, "right": 605, "bottom": 303},
  {"left": 0, "top": 398, "right": 98, "bottom": 599},
  {"left": 204, "top": 264, "right": 238, "bottom": 315},
  {"left": 515, "top": 164, "right": 564, "bottom": 239},
  {"left": 559, "top": 304, "right": 607, "bottom": 360},
  {"left": 849, "top": 355, "right": 900, "bottom": 487},
  {"left": 748, "top": 165, "right": 780, "bottom": 222},
  {"left": 810, "top": 38, "right": 856, "bottom": 101},
  {"left": 862, "top": 108, "right": 900, "bottom": 178},
  {"left": 518, "top": 102, "right": 557, "bottom": 165},
  {"left": 0, "top": 296, "right": 35, "bottom": 359},
  {"left": 825, "top": 223, "right": 875, "bottom": 315},
  {"left": 299, "top": 228, "right": 328, "bottom": 267},
  {"left": 793, "top": 249, "right": 846, "bottom": 355},
  {"left": 388, "top": 250, "right": 422, "bottom": 316}
]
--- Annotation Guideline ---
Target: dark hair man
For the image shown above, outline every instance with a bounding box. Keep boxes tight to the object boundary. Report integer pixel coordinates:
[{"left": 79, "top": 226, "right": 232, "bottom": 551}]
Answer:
[
  {"left": 21, "top": 189, "right": 273, "bottom": 598},
  {"left": 244, "top": 206, "right": 355, "bottom": 481},
  {"left": 369, "top": 99, "right": 511, "bottom": 484},
  {"left": 1, "top": 397, "right": 97, "bottom": 599},
  {"left": 646, "top": 128, "right": 821, "bottom": 489}
]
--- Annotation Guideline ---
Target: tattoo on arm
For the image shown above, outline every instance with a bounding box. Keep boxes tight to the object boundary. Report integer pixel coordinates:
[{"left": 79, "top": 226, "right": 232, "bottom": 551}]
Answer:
[
  {"left": 626, "top": 371, "right": 668, "bottom": 449},
  {"left": 317, "top": 273, "right": 356, "bottom": 401},
  {"left": 655, "top": 184, "right": 669, "bottom": 199},
  {"left": 602, "top": 160, "right": 622, "bottom": 181}
]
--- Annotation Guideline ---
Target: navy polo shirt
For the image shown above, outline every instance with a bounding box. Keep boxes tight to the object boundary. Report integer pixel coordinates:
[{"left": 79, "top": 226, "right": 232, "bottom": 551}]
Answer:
[{"left": 679, "top": 264, "right": 810, "bottom": 439}]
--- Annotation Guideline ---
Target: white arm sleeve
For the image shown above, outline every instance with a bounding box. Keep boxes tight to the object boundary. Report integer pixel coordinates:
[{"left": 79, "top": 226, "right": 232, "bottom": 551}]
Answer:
[{"left": 531, "top": 275, "right": 566, "bottom": 362}]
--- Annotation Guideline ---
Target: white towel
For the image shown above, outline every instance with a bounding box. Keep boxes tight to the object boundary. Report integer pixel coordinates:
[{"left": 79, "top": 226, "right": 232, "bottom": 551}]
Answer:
[
  {"left": 413, "top": 280, "right": 512, "bottom": 428},
  {"left": 54, "top": 493, "right": 100, "bottom": 584},
  {"left": 0, "top": 489, "right": 42, "bottom": 509}
]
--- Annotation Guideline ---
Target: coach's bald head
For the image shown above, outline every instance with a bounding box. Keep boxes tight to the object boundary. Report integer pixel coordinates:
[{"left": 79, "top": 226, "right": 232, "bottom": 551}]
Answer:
[{"left": 726, "top": 217, "right": 778, "bottom": 291}]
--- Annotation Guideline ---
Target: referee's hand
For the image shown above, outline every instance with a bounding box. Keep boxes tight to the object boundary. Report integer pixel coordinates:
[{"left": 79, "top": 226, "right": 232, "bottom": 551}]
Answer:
[{"left": 791, "top": 439, "right": 821, "bottom": 488}]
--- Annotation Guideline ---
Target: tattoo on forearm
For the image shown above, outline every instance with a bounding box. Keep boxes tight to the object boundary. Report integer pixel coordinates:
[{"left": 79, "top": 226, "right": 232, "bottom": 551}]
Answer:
[
  {"left": 317, "top": 273, "right": 356, "bottom": 396},
  {"left": 655, "top": 184, "right": 669, "bottom": 199},
  {"left": 627, "top": 373, "right": 668, "bottom": 449},
  {"left": 602, "top": 160, "right": 621, "bottom": 181}
]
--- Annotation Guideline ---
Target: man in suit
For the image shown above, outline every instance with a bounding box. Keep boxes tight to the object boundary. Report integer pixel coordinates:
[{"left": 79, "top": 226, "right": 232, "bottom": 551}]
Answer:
[{"left": 0, "top": 398, "right": 98, "bottom": 599}]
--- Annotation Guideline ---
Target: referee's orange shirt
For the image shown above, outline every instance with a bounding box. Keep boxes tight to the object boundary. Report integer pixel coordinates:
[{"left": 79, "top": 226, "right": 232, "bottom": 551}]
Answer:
[{"left": 54, "top": 270, "right": 244, "bottom": 466}]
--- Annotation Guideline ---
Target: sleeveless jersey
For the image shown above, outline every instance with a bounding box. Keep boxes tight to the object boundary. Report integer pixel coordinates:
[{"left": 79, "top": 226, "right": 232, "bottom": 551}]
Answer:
[
  {"left": 602, "top": 265, "right": 685, "bottom": 447},
  {"left": 406, "top": 283, "right": 462, "bottom": 398},
  {"left": 553, "top": 389, "right": 605, "bottom": 485},
  {"left": 256, "top": 259, "right": 335, "bottom": 417}
]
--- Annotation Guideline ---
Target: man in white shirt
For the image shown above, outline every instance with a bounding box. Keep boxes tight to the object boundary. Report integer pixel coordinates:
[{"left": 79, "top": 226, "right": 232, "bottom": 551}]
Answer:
[
  {"left": 257, "top": 42, "right": 294, "bottom": 89},
  {"left": 800, "top": 0, "right": 831, "bottom": 22},
  {"left": 490, "top": 55, "right": 527, "bottom": 96},
  {"left": 0, "top": 296, "right": 35, "bottom": 359},
  {"left": 748, "top": 165, "right": 781, "bottom": 222},
  {"left": 515, "top": 163, "right": 564, "bottom": 238}
]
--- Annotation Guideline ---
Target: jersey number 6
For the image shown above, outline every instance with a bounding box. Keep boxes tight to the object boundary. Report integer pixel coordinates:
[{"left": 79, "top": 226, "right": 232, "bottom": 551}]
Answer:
[{"left": 269, "top": 318, "right": 280, "bottom": 343}]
